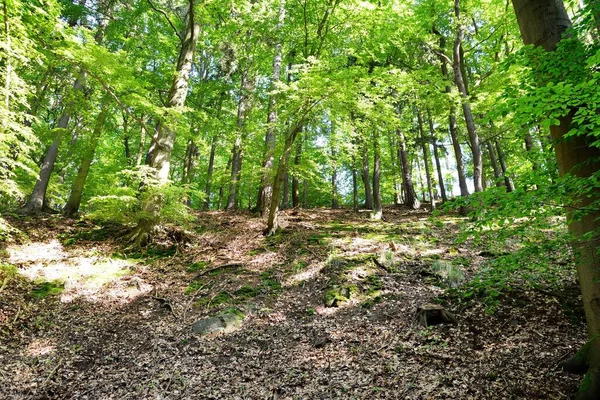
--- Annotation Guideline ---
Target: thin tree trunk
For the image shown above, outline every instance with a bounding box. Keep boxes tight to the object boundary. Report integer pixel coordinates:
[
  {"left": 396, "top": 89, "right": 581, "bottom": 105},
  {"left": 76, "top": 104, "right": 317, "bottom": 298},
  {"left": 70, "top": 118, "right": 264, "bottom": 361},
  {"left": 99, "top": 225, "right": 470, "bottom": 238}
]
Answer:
[
  {"left": 418, "top": 110, "right": 435, "bottom": 210},
  {"left": 64, "top": 95, "right": 110, "bottom": 217},
  {"left": 257, "top": 2, "right": 286, "bottom": 216},
  {"left": 135, "top": 115, "right": 146, "bottom": 166},
  {"left": 282, "top": 172, "right": 289, "bottom": 209},
  {"left": 227, "top": 70, "right": 251, "bottom": 211},
  {"left": 372, "top": 130, "right": 382, "bottom": 220},
  {"left": 428, "top": 110, "right": 448, "bottom": 203},
  {"left": 512, "top": 1, "right": 600, "bottom": 397},
  {"left": 495, "top": 140, "right": 514, "bottom": 192},
  {"left": 454, "top": 0, "right": 483, "bottom": 193},
  {"left": 21, "top": 72, "right": 86, "bottom": 214},
  {"left": 361, "top": 138, "right": 373, "bottom": 210},
  {"left": 352, "top": 156, "right": 359, "bottom": 212},
  {"left": 203, "top": 135, "right": 216, "bottom": 210},
  {"left": 265, "top": 121, "right": 305, "bottom": 235},
  {"left": 396, "top": 123, "right": 419, "bottom": 209},
  {"left": 292, "top": 136, "right": 301, "bottom": 208},
  {"left": 331, "top": 146, "right": 339, "bottom": 209},
  {"left": 486, "top": 141, "right": 503, "bottom": 187}
]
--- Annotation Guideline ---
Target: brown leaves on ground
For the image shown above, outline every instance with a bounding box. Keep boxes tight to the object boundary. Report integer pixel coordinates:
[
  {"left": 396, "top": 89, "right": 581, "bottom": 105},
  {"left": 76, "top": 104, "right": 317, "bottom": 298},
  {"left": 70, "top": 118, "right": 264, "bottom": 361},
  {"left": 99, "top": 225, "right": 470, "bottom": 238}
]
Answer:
[{"left": 0, "top": 208, "right": 585, "bottom": 399}]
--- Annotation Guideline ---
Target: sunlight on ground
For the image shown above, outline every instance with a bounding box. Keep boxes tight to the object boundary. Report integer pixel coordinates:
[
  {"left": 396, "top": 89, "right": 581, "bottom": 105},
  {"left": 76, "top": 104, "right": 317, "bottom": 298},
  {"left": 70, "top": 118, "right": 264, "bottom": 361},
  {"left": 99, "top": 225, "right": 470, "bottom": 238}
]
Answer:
[
  {"left": 25, "top": 338, "right": 56, "bottom": 357},
  {"left": 7, "top": 240, "right": 153, "bottom": 303},
  {"left": 285, "top": 261, "right": 325, "bottom": 285}
]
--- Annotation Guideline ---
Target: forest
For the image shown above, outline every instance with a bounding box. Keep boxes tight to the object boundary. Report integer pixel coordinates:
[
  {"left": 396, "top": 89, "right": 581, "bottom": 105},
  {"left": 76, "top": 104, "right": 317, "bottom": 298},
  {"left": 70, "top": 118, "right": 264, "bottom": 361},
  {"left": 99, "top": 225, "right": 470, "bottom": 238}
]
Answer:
[{"left": 1, "top": 0, "right": 600, "bottom": 398}]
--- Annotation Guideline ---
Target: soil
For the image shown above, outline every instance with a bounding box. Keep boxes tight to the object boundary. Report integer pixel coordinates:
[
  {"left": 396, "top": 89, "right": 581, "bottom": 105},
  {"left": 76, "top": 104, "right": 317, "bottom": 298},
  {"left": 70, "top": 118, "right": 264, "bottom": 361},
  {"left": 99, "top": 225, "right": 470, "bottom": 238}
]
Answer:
[{"left": 0, "top": 207, "right": 586, "bottom": 399}]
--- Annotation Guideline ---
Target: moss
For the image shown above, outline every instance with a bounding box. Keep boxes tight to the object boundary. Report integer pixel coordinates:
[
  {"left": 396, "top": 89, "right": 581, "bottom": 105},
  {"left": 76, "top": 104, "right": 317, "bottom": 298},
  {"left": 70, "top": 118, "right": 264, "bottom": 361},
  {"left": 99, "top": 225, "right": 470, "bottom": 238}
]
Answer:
[
  {"left": 187, "top": 261, "right": 210, "bottom": 272},
  {"left": 31, "top": 280, "right": 64, "bottom": 299},
  {"left": 260, "top": 270, "right": 282, "bottom": 291},
  {"left": 235, "top": 285, "right": 259, "bottom": 299}
]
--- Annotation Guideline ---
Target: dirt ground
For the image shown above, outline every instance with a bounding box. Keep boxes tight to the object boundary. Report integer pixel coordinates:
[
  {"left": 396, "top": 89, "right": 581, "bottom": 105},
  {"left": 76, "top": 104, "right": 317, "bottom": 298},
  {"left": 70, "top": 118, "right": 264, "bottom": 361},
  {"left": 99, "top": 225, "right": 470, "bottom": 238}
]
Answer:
[{"left": 0, "top": 207, "right": 586, "bottom": 399}]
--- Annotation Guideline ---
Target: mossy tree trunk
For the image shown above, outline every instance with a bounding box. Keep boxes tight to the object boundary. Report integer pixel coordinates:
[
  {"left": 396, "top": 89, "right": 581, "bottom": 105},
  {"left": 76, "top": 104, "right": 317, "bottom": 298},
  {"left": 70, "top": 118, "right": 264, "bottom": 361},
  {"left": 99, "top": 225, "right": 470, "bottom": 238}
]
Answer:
[{"left": 129, "top": 0, "right": 199, "bottom": 245}]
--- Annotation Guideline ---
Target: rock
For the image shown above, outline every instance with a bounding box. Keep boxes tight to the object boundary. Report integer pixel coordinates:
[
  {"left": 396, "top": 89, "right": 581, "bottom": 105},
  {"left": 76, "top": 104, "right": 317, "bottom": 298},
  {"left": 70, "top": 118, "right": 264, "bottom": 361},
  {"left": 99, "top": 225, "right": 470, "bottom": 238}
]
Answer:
[
  {"left": 192, "top": 308, "right": 245, "bottom": 336},
  {"left": 416, "top": 303, "right": 457, "bottom": 327},
  {"left": 192, "top": 317, "right": 225, "bottom": 335}
]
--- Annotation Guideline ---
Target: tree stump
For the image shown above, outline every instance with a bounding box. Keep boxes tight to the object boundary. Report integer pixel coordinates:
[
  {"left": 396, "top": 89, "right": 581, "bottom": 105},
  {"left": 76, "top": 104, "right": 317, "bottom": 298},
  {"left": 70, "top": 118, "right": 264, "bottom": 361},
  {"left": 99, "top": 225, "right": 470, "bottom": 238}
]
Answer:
[{"left": 416, "top": 303, "right": 457, "bottom": 327}]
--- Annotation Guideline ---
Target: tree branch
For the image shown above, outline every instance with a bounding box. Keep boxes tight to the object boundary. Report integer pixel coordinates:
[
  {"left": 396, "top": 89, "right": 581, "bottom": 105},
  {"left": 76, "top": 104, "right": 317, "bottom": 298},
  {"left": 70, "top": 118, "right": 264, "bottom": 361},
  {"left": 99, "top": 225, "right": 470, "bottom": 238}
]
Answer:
[{"left": 146, "top": 0, "right": 183, "bottom": 43}]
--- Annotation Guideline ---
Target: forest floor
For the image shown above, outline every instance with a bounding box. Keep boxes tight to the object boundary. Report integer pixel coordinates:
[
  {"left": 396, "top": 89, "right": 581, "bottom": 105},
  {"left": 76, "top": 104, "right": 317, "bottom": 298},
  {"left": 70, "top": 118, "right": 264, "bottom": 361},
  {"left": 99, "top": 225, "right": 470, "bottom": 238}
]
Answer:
[{"left": 0, "top": 207, "right": 587, "bottom": 399}]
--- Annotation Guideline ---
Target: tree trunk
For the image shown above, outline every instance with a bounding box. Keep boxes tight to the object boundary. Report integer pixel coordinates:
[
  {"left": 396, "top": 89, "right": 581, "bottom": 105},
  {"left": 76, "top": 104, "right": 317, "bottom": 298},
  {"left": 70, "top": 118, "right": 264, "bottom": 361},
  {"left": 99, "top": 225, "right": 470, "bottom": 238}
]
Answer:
[
  {"left": 227, "top": 70, "right": 251, "bottom": 211},
  {"left": 203, "top": 135, "right": 216, "bottom": 210},
  {"left": 130, "top": 0, "right": 199, "bottom": 245},
  {"left": 331, "top": 147, "right": 339, "bottom": 209},
  {"left": 372, "top": 130, "right": 382, "bottom": 220},
  {"left": 352, "top": 157, "right": 359, "bottom": 212},
  {"left": 292, "top": 136, "right": 301, "bottom": 208},
  {"left": 495, "top": 140, "right": 514, "bottom": 192},
  {"left": 486, "top": 141, "right": 503, "bottom": 187},
  {"left": 182, "top": 139, "right": 199, "bottom": 185},
  {"left": 512, "top": 1, "right": 600, "bottom": 397},
  {"left": 20, "top": 72, "right": 86, "bottom": 214},
  {"left": 63, "top": 96, "right": 110, "bottom": 217},
  {"left": 454, "top": 0, "right": 483, "bottom": 193},
  {"left": 282, "top": 172, "right": 289, "bottom": 209},
  {"left": 265, "top": 121, "right": 304, "bottom": 235},
  {"left": 428, "top": 111, "right": 448, "bottom": 203},
  {"left": 396, "top": 124, "right": 420, "bottom": 209},
  {"left": 418, "top": 110, "right": 435, "bottom": 210},
  {"left": 257, "top": 2, "right": 286, "bottom": 216},
  {"left": 135, "top": 115, "right": 146, "bottom": 166},
  {"left": 434, "top": 28, "right": 470, "bottom": 200},
  {"left": 361, "top": 138, "right": 373, "bottom": 210}
]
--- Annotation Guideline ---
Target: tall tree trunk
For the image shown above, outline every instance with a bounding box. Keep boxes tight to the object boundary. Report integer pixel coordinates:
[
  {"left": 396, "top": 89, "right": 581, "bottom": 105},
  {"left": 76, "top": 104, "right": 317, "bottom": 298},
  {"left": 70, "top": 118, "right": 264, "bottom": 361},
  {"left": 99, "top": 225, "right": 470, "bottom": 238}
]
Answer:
[
  {"left": 396, "top": 124, "right": 420, "bottom": 209},
  {"left": 512, "top": 1, "right": 600, "bottom": 397},
  {"left": 372, "top": 130, "right": 382, "bottom": 220},
  {"left": 282, "top": 172, "right": 289, "bottom": 209},
  {"left": 524, "top": 132, "right": 540, "bottom": 172},
  {"left": 265, "top": 121, "right": 305, "bottom": 235},
  {"left": 495, "top": 140, "right": 514, "bottom": 192},
  {"left": 257, "top": 2, "right": 286, "bottom": 216},
  {"left": 63, "top": 95, "right": 110, "bottom": 217},
  {"left": 218, "top": 157, "right": 232, "bottom": 210},
  {"left": 303, "top": 180, "right": 308, "bottom": 208},
  {"left": 203, "top": 135, "right": 217, "bottom": 210},
  {"left": 361, "top": 138, "right": 373, "bottom": 209},
  {"left": 182, "top": 139, "right": 199, "bottom": 185},
  {"left": 417, "top": 110, "right": 435, "bottom": 209},
  {"left": 135, "top": 115, "right": 146, "bottom": 166},
  {"left": 20, "top": 72, "right": 86, "bottom": 214},
  {"left": 352, "top": 156, "right": 359, "bottom": 212},
  {"left": 227, "top": 70, "right": 251, "bottom": 211},
  {"left": 454, "top": 0, "right": 483, "bottom": 193},
  {"left": 331, "top": 146, "right": 339, "bottom": 209},
  {"left": 433, "top": 29, "right": 470, "bottom": 200},
  {"left": 130, "top": 0, "right": 199, "bottom": 245},
  {"left": 292, "top": 136, "right": 301, "bottom": 208},
  {"left": 486, "top": 141, "right": 503, "bottom": 187},
  {"left": 428, "top": 110, "right": 448, "bottom": 203}
]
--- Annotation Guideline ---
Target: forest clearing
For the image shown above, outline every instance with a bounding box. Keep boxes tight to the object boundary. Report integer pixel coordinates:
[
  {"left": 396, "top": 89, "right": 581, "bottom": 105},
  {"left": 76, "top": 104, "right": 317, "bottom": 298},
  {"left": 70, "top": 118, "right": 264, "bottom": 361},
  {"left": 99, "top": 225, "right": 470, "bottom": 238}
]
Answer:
[
  {"left": 1, "top": 0, "right": 600, "bottom": 398},
  {"left": 0, "top": 208, "right": 586, "bottom": 398}
]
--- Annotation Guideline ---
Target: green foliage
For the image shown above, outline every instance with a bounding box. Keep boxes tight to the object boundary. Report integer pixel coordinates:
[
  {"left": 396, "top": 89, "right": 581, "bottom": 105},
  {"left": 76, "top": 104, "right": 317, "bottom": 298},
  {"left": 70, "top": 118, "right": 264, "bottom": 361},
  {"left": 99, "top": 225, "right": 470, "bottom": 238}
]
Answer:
[{"left": 431, "top": 260, "right": 465, "bottom": 288}]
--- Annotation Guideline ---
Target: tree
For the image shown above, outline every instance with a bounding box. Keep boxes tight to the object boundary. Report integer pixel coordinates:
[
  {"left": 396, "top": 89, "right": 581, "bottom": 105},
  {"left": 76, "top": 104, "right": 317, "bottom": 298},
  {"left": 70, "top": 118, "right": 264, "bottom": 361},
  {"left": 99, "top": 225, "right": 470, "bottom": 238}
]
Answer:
[{"left": 512, "top": 0, "right": 600, "bottom": 397}]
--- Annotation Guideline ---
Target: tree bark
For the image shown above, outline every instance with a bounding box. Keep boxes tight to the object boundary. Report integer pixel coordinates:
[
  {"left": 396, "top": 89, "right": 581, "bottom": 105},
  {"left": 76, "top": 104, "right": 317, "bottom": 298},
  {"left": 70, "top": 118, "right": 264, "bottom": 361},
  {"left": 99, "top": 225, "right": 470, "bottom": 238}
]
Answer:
[
  {"left": 418, "top": 110, "right": 435, "bottom": 210},
  {"left": 372, "top": 130, "right": 382, "bottom": 220},
  {"left": 282, "top": 172, "right": 290, "bottom": 209},
  {"left": 396, "top": 121, "right": 420, "bottom": 209},
  {"left": 486, "top": 141, "right": 503, "bottom": 187},
  {"left": 292, "top": 136, "right": 301, "bottom": 208},
  {"left": 352, "top": 156, "right": 359, "bottom": 212},
  {"left": 495, "top": 139, "right": 514, "bottom": 192},
  {"left": 360, "top": 137, "right": 373, "bottom": 210},
  {"left": 227, "top": 70, "right": 251, "bottom": 211},
  {"left": 428, "top": 110, "right": 448, "bottom": 203},
  {"left": 20, "top": 72, "right": 86, "bottom": 214},
  {"left": 512, "top": 1, "right": 600, "bottom": 397},
  {"left": 257, "top": 2, "right": 286, "bottom": 216},
  {"left": 64, "top": 95, "right": 110, "bottom": 217},
  {"left": 130, "top": 0, "right": 199, "bottom": 245},
  {"left": 454, "top": 0, "right": 483, "bottom": 193},
  {"left": 203, "top": 135, "right": 216, "bottom": 210}
]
